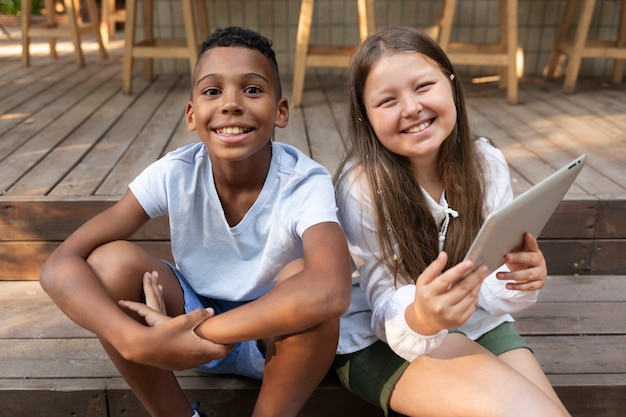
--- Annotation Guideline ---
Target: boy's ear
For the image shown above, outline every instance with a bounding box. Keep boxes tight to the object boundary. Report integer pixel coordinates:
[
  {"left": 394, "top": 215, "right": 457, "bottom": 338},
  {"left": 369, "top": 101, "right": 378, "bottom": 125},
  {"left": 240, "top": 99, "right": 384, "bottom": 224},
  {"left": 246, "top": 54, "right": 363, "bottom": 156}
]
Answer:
[
  {"left": 274, "top": 97, "right": 289, "bottom": 128},
  {"left": 185, "top": 101, "right": 196, "bottom": 132}
]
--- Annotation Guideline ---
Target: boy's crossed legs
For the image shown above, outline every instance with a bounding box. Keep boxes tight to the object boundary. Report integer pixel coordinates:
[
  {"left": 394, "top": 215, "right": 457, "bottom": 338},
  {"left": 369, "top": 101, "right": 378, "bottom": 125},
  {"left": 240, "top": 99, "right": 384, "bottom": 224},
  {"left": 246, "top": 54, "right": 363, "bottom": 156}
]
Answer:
[{"left": 87, "top": 240, "right": 338, "bottom": 417}]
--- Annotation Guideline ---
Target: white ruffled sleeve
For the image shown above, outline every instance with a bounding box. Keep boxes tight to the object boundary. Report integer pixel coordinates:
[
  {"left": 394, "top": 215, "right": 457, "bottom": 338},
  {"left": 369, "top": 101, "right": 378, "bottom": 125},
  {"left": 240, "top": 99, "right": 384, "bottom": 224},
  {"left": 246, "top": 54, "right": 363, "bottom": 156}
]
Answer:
[
  {"left": 479, "top": 266, "right": 539, "bottom": 316},
  {"left": 337, "top": 169, "right": 447, "bottom": 362}
]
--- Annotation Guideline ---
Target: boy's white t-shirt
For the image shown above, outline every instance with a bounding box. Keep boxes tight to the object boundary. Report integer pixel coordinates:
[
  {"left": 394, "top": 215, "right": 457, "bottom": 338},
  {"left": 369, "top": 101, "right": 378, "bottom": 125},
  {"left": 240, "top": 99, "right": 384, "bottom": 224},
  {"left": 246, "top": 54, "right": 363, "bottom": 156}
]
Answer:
[{"left": 129, "top": 141, "right": 339, "bottom": 301}]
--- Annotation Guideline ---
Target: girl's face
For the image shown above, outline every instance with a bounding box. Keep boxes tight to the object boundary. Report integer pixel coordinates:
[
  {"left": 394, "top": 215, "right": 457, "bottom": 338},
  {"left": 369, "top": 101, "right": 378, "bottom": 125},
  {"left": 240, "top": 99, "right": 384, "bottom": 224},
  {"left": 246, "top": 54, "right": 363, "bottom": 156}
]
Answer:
[{"left": 362, "top": 51, "right": 457, "bottom": 165}]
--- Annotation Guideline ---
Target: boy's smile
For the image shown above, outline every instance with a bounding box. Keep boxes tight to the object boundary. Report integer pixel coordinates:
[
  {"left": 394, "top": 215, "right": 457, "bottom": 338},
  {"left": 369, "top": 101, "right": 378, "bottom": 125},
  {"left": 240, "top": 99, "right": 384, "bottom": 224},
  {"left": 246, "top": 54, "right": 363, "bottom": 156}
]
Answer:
[{"left": 185, "top": 46, "right": 288, "bottom": 165}]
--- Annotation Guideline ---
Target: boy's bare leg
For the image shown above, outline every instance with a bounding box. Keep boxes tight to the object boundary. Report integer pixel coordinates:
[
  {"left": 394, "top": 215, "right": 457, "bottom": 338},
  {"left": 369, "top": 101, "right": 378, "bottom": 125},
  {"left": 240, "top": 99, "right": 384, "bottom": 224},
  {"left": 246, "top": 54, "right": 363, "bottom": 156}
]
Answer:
[
  {"left": 87, "top": 241, "right": 195, "bottom": 417},
  {"left": 251, "top": 259, "right": 339, "bottom": 417},
  {"left": 253, "top": 318, "right": 339, "bottom": 417}
]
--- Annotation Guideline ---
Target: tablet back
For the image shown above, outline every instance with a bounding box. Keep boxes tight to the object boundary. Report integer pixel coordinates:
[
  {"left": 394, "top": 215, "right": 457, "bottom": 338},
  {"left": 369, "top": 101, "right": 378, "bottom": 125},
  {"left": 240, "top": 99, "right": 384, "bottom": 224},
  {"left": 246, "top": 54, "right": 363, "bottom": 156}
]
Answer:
[{"left": 464, "top": 154, "right": 587, "bottom": 274}]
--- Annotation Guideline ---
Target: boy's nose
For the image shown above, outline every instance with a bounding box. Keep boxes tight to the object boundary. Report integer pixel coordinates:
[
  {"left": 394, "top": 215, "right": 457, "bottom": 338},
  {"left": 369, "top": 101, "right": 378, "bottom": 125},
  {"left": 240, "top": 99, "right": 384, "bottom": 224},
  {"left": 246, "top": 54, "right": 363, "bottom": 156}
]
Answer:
[
  {"left": 221, "top": 101, "right": 243, "bottom": 114},
  {"left": 221, "top": 91, "right": 243, "bottom": 114}
]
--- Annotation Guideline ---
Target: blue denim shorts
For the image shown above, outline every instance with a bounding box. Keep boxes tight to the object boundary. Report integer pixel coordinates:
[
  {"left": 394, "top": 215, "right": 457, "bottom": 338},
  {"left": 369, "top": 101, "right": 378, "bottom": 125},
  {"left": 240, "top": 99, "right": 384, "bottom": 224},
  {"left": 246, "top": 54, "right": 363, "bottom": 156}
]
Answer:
[{"left": 166, "top": 262, "right": 266, "bottom": 380}]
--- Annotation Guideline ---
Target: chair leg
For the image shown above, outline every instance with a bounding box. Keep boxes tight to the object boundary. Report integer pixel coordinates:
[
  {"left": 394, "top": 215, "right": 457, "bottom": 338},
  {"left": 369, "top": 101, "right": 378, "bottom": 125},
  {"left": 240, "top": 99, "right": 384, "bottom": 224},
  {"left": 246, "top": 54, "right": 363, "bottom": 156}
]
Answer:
[
  {"left": 563, "top": 0, "right": 596, "bottom": 93},
  {"left": 21, "top": 0, "right": 31, "bottom": 67},
  {"left": 292, "top": 0, "right": 314, "bottom": 107},
  {"left": 84, "top": 0, "right": 109, "bottom": 59},
  {"left": 64, "top": 0, "right": 85, "bottom": 67},
  {"left": 611, "top": 0, "right": 626, "bottom": 84},
  {"left": 545, "top": 0, "right": 577, "bottom": 79},
  {"left": 123, "top": 0, "right": 137, "bottom": 94},
  {"left": 505, "top": 0, "right": 518, "bottom": 104},
  {"left": 182, "top": 0, "right": 199, "bottom": 74}
]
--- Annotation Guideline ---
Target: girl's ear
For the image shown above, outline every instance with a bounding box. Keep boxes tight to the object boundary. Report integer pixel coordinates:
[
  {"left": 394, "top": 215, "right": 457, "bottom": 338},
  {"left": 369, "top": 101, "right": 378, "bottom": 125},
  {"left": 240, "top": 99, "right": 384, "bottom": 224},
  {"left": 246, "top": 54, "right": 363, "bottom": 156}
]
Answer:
[
  {"left": 274, "top": 97, "right": 289, "bottom": 128},
  {"left": 185, "top": 102, "right": 196, "bottom": 132},
  {"left": 450, "top": 74, "right": 455, "bottom": 81}
]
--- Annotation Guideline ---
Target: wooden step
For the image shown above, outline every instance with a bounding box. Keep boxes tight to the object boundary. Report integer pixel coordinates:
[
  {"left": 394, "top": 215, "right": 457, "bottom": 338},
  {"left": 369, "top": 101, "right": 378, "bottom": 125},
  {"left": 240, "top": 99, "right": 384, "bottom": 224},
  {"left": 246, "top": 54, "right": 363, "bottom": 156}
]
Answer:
[
  {"left": 0, "top": 276, "right": 624, "bottom": 416},
  {"left": 1, "top": 196, "right": 625, "bottom": 280}
]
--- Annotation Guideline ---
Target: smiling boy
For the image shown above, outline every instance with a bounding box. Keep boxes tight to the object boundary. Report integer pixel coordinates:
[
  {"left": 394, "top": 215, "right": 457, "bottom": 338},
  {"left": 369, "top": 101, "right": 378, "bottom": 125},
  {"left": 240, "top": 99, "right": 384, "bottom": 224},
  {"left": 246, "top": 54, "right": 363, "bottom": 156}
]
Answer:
[{"left": 40, "top": 27, "right": 351, "bottom": 417}]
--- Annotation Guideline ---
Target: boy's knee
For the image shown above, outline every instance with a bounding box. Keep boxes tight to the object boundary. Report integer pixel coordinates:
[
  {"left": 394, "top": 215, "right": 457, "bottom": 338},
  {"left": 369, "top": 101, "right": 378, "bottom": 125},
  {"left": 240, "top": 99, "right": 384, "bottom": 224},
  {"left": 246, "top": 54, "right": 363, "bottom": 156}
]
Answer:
[{"left": 87, "top": 241, "right": 146, "bottom": 299}]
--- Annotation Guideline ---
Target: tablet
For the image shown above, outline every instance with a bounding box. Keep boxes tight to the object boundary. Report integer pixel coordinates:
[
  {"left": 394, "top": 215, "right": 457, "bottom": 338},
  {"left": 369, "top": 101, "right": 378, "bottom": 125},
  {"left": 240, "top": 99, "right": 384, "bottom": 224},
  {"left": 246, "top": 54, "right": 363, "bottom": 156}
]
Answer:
[{"left": 463, "top": 154, "right": 587, "bottom": 275}]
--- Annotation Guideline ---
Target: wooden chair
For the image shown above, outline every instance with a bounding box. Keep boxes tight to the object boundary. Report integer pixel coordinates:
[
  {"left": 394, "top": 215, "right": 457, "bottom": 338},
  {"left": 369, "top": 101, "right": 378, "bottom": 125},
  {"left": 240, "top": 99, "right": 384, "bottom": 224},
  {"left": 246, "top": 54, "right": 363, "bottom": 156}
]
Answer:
[
  {"left": 291, "top": 0, "right": 375, "bottom": 107},
  {"left": 544, "top": 0, "right": 626, "bottom": 93},
  {"left": 21, "top": 0, "right": 108, "bottom": 68},
  {"left": 101, "top": 0, "right": 126, "bottom": 46},
  {"left": 437, "top": 0, "right": 520, "bottom": 105},
  {"left": 123, "top": 0, "right": 209, "bottom": 94}
]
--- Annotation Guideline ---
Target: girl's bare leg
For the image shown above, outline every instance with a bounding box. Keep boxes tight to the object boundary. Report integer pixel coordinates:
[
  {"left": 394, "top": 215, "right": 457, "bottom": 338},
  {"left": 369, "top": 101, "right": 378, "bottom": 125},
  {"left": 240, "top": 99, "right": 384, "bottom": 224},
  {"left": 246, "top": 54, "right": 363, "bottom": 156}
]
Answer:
[
  {"left": 390, "top": 333, "right": 570, "bottom": 417},
  {"left": 88, "top": 241, "right": 194, "bottom": 417},
  {"left": 499, "top": 348, "right": 570, "bottom": 416}
]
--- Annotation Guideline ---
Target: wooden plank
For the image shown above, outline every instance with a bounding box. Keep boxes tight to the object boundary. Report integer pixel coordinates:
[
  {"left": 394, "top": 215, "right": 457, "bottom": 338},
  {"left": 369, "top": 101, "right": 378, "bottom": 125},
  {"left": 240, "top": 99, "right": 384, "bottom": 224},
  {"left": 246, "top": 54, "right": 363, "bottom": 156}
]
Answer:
[
  {"left": 526, "top": 335, "right": 626, "bottom": 374},
  {"left": 0, "top": 63, "right": 121, "bottom": 166},
  {"left": 513, "top": 302, "right": 626, "bottom": 335},
  {"left": 0, "top": 56, "right": 119, "bottom": 138},
  {"left": 590, "top": 239, "right": 626, "bottom": 274},
  {"left": 519, "top": 85, "right": 626, "bottom": 191},
  {"left": 536, "top": 275, "right": 626, "bottom": 303},
  {"left": 596, "top": 200, "right": 626, "bottom": 238},
  {"left": 0, "top": 65, "right": 123, "bottom": 196},
  {"left": 541, "top": 200, "right": 597, "bottom": 239},
  {"left": 0, "top": 281, "right": 91, "bottom": 339},
  {"left": 301, "top": 75, "right": 348, "bottom": 177},
  {"left": 0, "top": 379, "right": 108, "bottom": 417},
  {"left": 106, "top": 374, "right": 382, "bottom": 417},
  {"left": 96, "top": 76, "right": 188, "bottom": 195},
  {"left": 539, "top": 239, "right": 594, "bottom": 275},
  {"left": 554, "top": 383, "right": 626, "bottom": 417},
  {"left": 0, "top": 198, "right": 169, "bottom": 241},
  {"left": 0, "top": 241, "right": 173, "bottom": 281}
]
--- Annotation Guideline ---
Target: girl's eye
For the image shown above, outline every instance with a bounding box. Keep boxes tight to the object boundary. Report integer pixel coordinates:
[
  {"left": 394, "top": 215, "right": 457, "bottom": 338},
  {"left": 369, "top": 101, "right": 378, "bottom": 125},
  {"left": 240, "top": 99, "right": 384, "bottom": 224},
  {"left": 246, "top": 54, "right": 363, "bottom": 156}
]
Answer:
[
  {"left": 416, "top": 82, "right": 433, "bottom": 91},
  {"left": 379, "top": 97, "right": 395, "bottom": 106},
  {"left": 244, "top": 86, "right": 262, "bottom": 94}
]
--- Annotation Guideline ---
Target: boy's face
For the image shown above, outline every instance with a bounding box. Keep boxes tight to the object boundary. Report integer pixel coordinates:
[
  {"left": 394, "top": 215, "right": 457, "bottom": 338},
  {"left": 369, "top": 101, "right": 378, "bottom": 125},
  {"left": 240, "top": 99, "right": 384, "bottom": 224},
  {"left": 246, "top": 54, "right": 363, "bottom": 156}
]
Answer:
[{"left": 186, "top": 46, "right": 288, "bottom": 163}]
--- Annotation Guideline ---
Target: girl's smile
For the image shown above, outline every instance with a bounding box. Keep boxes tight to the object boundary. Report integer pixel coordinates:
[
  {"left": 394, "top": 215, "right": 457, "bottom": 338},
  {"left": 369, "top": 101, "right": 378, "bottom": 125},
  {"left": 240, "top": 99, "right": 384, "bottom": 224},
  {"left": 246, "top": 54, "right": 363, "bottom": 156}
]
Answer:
[{"left": 363, "top": 52, "right": 457, "bottom": 163}]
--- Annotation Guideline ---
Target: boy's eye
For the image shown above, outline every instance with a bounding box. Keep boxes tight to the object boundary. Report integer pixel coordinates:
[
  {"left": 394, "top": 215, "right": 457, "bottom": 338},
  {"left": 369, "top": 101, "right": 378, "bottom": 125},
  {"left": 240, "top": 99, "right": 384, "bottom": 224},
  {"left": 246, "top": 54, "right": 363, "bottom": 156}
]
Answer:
[
  {"left": 244, "top": 86, "right": 263, "bottom": 94},
  {"left": 203, "top": 87, "right": 221, "bottom": 96}
]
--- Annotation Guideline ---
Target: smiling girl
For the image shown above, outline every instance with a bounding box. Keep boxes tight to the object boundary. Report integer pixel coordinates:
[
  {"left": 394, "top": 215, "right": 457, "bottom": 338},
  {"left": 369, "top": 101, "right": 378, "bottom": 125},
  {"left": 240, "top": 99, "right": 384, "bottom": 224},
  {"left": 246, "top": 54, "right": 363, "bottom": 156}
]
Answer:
[{"left": 332, "top": 27, "right": 571, "bottom": 417}]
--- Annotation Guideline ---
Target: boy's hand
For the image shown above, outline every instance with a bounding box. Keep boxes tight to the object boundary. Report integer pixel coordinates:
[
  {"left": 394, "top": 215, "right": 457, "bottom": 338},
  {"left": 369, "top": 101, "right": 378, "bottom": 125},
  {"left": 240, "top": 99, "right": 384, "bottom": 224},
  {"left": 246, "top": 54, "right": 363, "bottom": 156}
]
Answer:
[
  {"left": 406, "top": 251, "right": 488, "bottom": 335},
  {"left": 118, "top": 271, "right": 234, "bottom": 370},
  {"left": 119, "top": 271, "right": 170, "bottom": 327},
  {"left": 497, "top": 232, "right": 547, "bottom": 292}
]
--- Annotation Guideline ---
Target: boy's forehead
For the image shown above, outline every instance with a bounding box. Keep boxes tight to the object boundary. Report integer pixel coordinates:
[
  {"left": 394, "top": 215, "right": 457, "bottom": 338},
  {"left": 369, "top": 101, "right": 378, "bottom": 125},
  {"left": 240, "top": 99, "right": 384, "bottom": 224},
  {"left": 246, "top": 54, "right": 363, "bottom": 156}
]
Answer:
[{"left": 195, "top": 46, "right": 275, "bottom": 81}]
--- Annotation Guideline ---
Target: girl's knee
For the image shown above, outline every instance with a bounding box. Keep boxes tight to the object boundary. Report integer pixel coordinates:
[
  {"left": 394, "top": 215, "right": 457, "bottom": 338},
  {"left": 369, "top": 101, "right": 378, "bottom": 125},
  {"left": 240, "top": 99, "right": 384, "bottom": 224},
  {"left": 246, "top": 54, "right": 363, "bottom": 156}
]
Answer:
[{"left": 276, "top": 258, "right": 305, "bottom": 284}]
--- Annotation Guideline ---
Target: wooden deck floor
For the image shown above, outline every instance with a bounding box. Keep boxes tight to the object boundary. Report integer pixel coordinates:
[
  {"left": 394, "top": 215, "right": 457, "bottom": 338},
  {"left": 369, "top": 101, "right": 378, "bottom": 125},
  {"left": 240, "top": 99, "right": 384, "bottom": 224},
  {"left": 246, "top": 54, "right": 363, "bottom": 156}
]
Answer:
[
  {"left": 1, "top": 32, "right": 625, "bottom": 417},
  {"left": 1, "top": 33, "right": 625, "bottom": 278},
  {"left": 2, "top": 35, "right": 626, "bottom": 199}
]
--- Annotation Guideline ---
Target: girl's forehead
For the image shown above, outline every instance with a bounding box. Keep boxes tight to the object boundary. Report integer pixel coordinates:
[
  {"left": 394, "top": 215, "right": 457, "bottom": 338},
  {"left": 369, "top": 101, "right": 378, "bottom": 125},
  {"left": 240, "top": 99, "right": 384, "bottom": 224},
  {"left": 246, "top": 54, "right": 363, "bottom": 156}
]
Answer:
[{"left": 372, "top": 51, "right": 438, "bottom": 72}]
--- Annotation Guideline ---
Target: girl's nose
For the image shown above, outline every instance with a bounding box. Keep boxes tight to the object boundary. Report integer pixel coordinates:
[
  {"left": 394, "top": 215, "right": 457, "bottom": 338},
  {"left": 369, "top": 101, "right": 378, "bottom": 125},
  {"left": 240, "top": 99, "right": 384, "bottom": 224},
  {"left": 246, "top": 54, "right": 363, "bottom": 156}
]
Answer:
[{"left": 401, "top": 94, "right": 423, "bottom": 117}]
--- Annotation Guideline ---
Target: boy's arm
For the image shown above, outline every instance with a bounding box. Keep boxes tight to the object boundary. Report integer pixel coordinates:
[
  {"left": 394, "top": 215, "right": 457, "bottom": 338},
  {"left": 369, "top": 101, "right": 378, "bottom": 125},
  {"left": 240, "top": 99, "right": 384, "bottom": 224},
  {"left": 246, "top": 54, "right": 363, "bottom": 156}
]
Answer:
[
  {"left": 40, "top": 190, "right": 229, "bottom": 370},
  {"left": 195, "top": 221, "right": 352, "bottom": 344}
]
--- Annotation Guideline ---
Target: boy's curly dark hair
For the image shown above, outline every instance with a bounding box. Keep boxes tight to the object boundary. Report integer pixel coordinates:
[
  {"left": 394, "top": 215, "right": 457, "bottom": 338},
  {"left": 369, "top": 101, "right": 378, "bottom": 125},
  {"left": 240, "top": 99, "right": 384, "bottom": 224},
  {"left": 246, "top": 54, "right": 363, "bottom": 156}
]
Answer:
[{"left": 194, "top": 26, "right": 282, "bottom": 97}]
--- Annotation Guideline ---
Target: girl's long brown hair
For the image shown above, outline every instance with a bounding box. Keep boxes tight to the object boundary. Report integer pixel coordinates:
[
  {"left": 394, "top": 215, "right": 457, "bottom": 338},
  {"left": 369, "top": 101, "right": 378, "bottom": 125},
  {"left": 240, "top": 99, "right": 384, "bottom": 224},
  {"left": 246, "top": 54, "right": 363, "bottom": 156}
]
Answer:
[{"left": 335, "top": 27, "right": 486, "bottom": 286}]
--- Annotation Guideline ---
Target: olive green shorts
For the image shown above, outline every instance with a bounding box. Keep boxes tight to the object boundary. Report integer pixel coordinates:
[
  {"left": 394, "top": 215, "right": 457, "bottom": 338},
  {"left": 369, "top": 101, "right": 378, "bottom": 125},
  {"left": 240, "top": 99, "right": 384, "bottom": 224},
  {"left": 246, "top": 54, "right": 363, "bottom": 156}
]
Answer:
[{"left": 332, "top": 322, "right": 532, "bottom": 417}]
